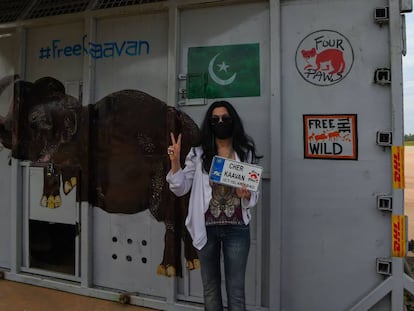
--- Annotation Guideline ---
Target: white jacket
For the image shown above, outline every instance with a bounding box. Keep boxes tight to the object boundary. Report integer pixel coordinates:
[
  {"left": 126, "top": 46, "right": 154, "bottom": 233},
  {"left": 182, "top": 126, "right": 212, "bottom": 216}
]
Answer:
[{"left": 166, "top": 146, "right": 259, "bottom": 250}]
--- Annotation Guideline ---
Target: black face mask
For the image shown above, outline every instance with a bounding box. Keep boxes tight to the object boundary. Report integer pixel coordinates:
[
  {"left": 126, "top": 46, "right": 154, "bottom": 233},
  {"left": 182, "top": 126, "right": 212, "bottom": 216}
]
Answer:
[{"left": 212, "top": 122, "right": 233, "bottom": 139}]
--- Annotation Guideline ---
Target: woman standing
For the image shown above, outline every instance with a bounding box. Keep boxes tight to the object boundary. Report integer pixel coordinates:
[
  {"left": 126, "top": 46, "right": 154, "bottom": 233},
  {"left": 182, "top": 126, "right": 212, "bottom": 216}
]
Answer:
[{"left": 166, "top": 100, "right": 262, "bottom": 311}]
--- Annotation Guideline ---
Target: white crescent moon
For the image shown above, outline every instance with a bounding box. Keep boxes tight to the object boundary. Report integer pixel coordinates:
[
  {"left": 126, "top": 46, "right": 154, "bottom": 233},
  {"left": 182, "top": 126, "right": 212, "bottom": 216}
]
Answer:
[{"left": 208, "top": 53, "right": 237, "bottom": 86}]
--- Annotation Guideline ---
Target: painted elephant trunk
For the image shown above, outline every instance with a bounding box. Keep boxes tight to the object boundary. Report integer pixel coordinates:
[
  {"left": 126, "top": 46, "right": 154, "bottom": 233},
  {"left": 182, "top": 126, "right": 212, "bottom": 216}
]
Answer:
[{"left": 0, "top": 74, "right": 20, "bottom": 149}]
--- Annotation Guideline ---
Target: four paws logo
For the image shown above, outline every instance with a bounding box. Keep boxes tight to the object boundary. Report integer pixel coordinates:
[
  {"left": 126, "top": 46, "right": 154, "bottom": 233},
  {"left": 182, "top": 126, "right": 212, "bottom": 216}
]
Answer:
[
  {"left": 295, "top": 30, "right": 354, "bottom": 86},
  {"left": 248, "top": 170, "right": 260, "bottom": 183}
]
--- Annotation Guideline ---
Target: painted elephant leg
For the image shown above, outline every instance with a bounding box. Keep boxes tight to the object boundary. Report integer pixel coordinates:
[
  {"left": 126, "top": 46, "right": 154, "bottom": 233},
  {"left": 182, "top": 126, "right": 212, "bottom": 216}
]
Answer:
[
  {"left": 41, "top": 165, "right": 61, "bottom": 208},
  {"left": 184, "top": 229, "right": 199, "bottom": 270},
  {"left": 60, "top": 166, "right": 78, "bottom": 195},
  {"left": 157, "top": 219, "right": 182, "bottom": 277},
  {"left": 156, "top": 184, "right": 182, "bottom": 277},
  {"left": 0, "top": 74, "right": 20, "bottom": 149},
  {"left": 157, "top": 193, "right": 199, "bottom": 276}
]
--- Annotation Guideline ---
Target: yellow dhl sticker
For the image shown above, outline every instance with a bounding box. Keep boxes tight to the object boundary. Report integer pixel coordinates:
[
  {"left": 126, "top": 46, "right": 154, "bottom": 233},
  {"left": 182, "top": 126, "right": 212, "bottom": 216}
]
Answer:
[
  {"left": 392, "top": 215, "right": 407, "bottom": 257},
  {"left": 392, "top": 146, "right": 405, "bottom": 189}
]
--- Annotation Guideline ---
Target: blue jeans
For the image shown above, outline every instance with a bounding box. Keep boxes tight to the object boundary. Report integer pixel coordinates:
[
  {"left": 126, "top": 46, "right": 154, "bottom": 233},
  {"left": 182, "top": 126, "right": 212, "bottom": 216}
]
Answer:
[{"left": 197, "top": 225, "right": 250, "bottom": 311}]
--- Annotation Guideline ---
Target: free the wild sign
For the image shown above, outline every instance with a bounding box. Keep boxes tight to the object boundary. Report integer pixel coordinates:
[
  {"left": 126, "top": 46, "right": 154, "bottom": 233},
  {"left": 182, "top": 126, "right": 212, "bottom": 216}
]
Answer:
[{"left": 304, "top": 114, "right": 358, "bottom": 160}]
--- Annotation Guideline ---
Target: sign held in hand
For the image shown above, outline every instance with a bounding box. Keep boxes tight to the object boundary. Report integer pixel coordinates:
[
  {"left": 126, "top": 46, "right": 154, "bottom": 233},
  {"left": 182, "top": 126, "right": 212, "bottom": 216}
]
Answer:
[{"left": 209, "top": 156, "right": 263, "bottom": 192}]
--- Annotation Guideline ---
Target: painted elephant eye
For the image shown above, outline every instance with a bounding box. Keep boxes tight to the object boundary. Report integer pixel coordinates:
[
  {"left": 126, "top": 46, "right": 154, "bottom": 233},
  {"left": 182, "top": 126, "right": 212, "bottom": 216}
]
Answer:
[
  {"left": 28, "top": 110, "right": 53, "bottom": 131},
  {"left": 29, "top": 112, "right": 40, "bottom": 129}
]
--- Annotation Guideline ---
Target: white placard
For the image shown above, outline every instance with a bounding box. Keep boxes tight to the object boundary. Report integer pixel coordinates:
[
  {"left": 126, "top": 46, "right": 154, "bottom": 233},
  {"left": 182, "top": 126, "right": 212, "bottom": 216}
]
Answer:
[{"left": 209, "top": 156, "right": 263, "bottom": 192}]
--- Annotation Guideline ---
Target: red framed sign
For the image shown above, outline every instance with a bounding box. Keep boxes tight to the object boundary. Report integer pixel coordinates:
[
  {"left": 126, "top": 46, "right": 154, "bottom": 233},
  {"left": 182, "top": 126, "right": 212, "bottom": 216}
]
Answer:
[{"left": 304, "top": 114, "right": 358, "bottom": 160}]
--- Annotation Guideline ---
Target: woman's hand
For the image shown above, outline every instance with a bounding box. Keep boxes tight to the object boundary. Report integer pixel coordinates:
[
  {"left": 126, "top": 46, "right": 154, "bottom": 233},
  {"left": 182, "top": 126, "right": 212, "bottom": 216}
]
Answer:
[
  {"left": 236, "top": 184, "right": 251, "bottom": 200},
  {"left": 168, "top": 132, "right": 182, "bottom": 174}
]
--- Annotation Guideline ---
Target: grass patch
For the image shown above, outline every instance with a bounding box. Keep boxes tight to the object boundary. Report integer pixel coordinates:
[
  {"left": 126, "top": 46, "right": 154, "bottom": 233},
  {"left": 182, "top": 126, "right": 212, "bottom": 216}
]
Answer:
[{"left": 405, "top": 141, "right": 414, "bottom": 146}]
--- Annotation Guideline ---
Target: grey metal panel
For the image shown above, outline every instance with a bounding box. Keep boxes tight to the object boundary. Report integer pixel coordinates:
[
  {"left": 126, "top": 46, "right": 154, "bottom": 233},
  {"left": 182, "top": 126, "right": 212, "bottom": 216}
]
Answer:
[
  {"left": 178, "top": 2, "right": 271, "bottom": 176},
  {"left": 259, "top": 179, "right": 271, "bottom": 308},
  {"left": 92, "top": 208, "right": 167, "bottom": 296},
  {"left": 0, "top": 150, "right": 11, "bottom": 269},
  {"left": 94, "top": 12, "right": 169, "bottom": 102},
  {"left": 25, "top": 22, "right": 84, "bottom": 83},
  {"left": 0, "top": 32, "right": 16, "bottom": 269},
  {"left": 21, "top": 22, "right": 84, "bottom": 280},
  {"left": 178, "top": 2, "right": 270, "bottom": 308},
  {"left": 91, "top": 12, "right": 169, "bottom": 297},
  {"left": 281, "top": 0, "right": 391, "bottom": 310}
]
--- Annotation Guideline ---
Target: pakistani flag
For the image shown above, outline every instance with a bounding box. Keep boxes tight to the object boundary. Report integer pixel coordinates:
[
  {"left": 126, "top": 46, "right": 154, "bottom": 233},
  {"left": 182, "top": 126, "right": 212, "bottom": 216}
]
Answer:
[{"left": 187, "top": 43, "right": 260, "bottom": 99}]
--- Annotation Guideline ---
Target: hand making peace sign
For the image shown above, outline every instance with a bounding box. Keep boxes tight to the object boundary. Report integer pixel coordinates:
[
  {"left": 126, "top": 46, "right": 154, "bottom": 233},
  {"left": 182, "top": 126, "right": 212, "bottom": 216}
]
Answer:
[{"left": 168, "top": 132, "right": 182, "bottom": 173}]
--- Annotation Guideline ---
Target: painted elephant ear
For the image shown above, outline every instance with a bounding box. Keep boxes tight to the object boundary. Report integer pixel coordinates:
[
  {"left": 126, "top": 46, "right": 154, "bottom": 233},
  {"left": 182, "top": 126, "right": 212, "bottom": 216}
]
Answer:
[
  {"left": 12, "top": 77, "right": 68, "bottom": 160},
  {"left": 60, "top": 96, "right": 81, "bottom": 143}
]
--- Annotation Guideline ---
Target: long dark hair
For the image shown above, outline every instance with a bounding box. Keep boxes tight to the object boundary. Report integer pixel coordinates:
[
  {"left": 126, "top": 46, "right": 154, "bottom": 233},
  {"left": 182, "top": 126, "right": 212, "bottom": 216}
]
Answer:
[{"left": 200, "top": 100, "right": 262, "bottom": 173}]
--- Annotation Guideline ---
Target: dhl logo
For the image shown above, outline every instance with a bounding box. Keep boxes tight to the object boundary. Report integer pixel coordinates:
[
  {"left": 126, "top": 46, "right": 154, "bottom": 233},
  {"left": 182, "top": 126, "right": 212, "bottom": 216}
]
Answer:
[
  {"left": 392, "top": 215, "right": 407, "bottom": 257},
  {"left": 392, "top": 146, "right": 405, "bottom": 189}
]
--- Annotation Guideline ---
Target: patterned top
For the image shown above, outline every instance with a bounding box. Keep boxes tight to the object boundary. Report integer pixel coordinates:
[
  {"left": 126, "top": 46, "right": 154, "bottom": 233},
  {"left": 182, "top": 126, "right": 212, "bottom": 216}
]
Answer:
[{"left": 205, "top": 182, "right": 243, "bottom": 226}]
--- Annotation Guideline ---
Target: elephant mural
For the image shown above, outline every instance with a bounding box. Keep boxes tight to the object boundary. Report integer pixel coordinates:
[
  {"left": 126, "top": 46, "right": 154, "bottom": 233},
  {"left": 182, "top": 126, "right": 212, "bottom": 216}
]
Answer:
[{"left": 0, "top": 74, "right": 200, "bottom": 277}]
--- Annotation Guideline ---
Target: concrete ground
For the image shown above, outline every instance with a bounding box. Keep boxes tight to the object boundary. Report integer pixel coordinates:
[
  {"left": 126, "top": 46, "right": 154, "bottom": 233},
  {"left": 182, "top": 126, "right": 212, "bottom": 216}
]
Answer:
[{"left": 0, "top": 279, "right": 159, "bottom": 311}]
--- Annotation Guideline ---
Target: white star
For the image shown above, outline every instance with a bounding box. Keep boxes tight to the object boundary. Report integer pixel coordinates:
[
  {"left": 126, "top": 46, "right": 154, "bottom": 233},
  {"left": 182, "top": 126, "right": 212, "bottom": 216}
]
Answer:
[{"left": 217, "top": 61, "right": 230, "bottom": 73}]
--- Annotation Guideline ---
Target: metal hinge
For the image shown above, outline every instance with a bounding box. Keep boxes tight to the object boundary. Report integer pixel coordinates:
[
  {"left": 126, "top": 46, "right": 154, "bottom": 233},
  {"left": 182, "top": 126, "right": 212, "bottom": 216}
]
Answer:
[{"left": 376, "top": 257, "right": 392, "bottom": 276}]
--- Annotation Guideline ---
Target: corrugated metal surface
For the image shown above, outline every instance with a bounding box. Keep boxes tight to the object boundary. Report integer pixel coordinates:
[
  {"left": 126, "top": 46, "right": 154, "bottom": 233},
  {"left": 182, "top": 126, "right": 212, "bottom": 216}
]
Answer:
[
  {"left": 0, "top": 0, "right": 166, "bottom": 24},
  {"left": 94, "top": 0, "right": 164, "bottom": 10},
  {"left": 0, "top": 0, "right": 31, "bottom": 23},
  {"left": 24, "top": 0, "right": 90, "bottom": 19}
]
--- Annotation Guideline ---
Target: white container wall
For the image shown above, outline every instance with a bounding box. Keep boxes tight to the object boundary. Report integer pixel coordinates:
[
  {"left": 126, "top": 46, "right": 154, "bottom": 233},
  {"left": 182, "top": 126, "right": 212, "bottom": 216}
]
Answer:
[
  {"left": 281, "top": 0, "right": 392, "bottom": 310},
  {"left": 0, "top": 0, "right": 410, "bottom": 310}
]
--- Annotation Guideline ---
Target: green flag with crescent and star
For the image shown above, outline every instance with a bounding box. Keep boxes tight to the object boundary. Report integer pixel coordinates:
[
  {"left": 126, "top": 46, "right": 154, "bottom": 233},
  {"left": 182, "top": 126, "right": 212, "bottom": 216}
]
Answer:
[{"left": 187, "top": 43, "right": 260, "bottom": 99}]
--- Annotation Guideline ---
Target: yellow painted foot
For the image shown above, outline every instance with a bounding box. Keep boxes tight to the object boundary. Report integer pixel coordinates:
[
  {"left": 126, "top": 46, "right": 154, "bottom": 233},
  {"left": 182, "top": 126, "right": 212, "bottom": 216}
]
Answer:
[
  {"left": 157, "top": 264, "right": 167, "bottom": 276},
  {"left": 54, "top": 195, "right": 61, "bottom": 207},
  {"left": 166, "top": 265, "right": 176, "bottom": 277},
  {"left": 186, "top": 259, "right": 200, "bottom": 270},
  {"left": 46, "top": 194, "right": 61, "bottom": 208},
  {"left": 193, "top": 259, "right": 200, "bottom": 269},
  {"left": 40, "top": 195, "right": 48, "bottom": 207},
  {"left": 64, "top": 181, "right": 73, "bottom": 194},
  {"left": 47, "top": 195, "right": 55, "bottom": 208}
]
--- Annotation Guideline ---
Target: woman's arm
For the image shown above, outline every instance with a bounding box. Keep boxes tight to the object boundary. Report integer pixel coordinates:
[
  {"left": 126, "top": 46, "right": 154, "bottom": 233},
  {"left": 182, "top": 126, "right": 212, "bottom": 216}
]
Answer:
[{"left": 166, "top": 148, "right": 197, "bottom": 197}]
